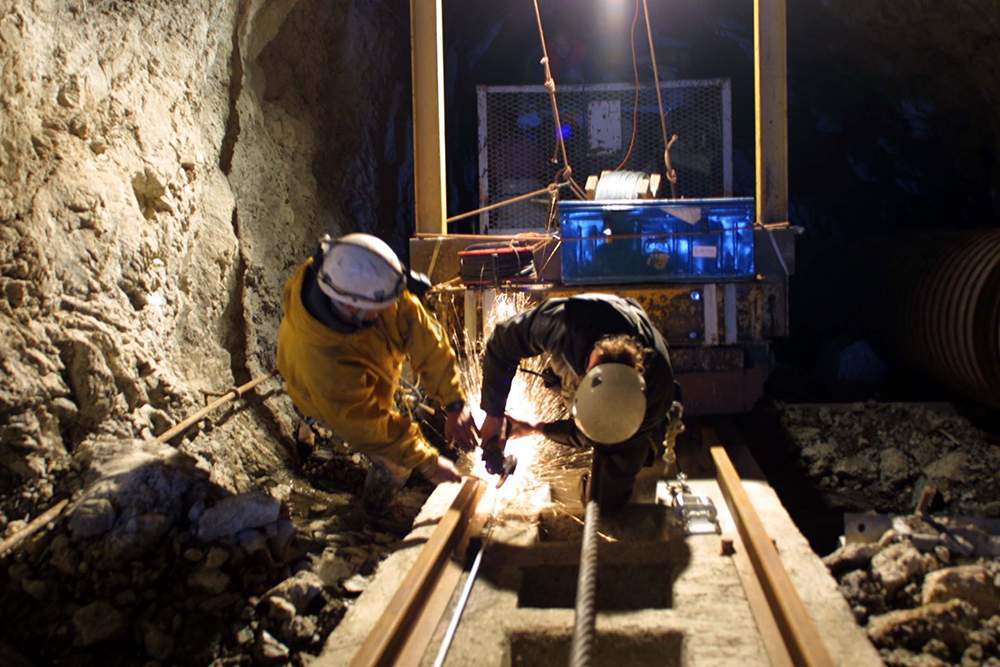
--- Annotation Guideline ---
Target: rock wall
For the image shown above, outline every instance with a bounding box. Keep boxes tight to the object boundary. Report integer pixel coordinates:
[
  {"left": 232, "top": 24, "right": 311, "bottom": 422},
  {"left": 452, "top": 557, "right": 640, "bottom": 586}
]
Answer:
[{"left": 0, "top": 0, "right": 413, "bottom": 506}]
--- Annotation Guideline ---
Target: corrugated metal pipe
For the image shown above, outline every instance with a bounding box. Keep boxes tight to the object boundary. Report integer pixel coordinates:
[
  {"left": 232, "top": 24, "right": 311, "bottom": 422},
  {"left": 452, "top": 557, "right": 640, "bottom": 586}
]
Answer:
[{"left": 901, "top": 230, "right": 1000, "bottom": 407}]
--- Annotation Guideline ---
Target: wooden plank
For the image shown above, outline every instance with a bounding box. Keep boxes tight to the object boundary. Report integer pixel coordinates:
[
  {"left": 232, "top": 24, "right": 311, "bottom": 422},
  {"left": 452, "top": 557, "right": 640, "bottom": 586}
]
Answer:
[
  {"left": 350, "top": 479, "right": 484, "bottom": 667},
  {"left": 754, "top": 0, "right": 788, "bottom": 226},
  {"left": 410, "top": 0, "right": 447, "bottom": 234},
  {"left": 707, "top": 429, "right": 834, "bottom": 667}
]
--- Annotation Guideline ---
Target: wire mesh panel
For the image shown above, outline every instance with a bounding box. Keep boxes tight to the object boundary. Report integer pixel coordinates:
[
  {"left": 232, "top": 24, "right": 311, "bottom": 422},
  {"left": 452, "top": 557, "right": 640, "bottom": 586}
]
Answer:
[{"left": 477, "top": 80, "right": 733, "bottom": 233}]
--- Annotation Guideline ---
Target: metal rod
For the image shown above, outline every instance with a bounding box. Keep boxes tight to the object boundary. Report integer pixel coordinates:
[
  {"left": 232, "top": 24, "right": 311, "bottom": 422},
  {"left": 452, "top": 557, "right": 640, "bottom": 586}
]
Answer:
[
  {"left": 707, "top": 428, "right": 834, "bottom": 667},
  {"left": 0, "top": 499, "right": 69, "bottom": 559},
  {"left": 445, "top": 182, "right": 568, "bottom": 224},
  {"left": 431, "top": 542, "right": 485, "bottom": 667},
  {"left": 351, "top": 478, "right": 485, "bottom": 667},
  {"left": 156, "top": 371, "right": 277, "bottom": 444},
  {"left": 570, "top": 497, "right": 601, "bottom": 667}
]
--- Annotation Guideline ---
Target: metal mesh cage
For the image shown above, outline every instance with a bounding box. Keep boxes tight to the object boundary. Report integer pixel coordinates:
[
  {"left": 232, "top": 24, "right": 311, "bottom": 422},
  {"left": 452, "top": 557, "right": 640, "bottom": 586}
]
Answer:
[{"left": 477, "top": 80, "right": 733, "bottom": 233}]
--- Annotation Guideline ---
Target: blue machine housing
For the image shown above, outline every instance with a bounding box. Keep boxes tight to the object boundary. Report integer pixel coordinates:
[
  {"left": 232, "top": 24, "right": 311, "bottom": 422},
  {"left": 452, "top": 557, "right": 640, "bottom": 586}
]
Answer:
[{"left": 559, "top": 197, "right": 755, "bottom": 284}]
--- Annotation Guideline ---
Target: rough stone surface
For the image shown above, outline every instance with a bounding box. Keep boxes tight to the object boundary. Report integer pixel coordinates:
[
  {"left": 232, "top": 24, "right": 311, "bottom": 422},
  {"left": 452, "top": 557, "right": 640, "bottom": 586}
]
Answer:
[
  {"left": 141, "top": 622, "right": 175, "bottom": 661},
  {"left": 315, "top": 547, "right": 354, "bottom": 587},
  {"left": 922, "top": 565, "right": 1000, "bottom": 619},
  {"left": 867, "top": 600, "right": 978, "bottom": 652},
  {"left": 188, "top": 567, "right": 231, "bottom": 594},
  {"left": 262, "top": 571, "right": 324, "bottom": 613},
  {"left": 254, "top": 630, "right": 289, "bottom": 663},
  {"left": 0, "top": 0, "right": 424, "bottom": 665},
  {"left": 72, "top": 601, "right": 125, "bottom": 646},
  {"left": 872, "top": 542, "right": 932, "bottom": 595},
  {"left": 824, "top": 541, "right": 881, "bottom": 576},
  {"left": 778, "top": 403, "right": 999, "bottom": 517},
  {"left": 197, "top": 492, "right": 280, "bottom": 541},
  {"left": 67, "top": 497, "right": 115, "bottom": 539}
]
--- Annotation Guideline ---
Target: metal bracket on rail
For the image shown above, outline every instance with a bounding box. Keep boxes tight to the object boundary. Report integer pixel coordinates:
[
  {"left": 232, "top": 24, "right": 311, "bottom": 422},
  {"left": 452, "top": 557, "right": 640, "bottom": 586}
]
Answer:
[{"left": 655, "top": 473, "right": 721, "bottom": 535}]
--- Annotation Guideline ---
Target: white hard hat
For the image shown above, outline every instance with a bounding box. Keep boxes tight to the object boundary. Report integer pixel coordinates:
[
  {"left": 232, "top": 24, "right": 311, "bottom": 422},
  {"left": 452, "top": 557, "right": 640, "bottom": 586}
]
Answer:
[
  {"left": 572, "top": 363, "right": 646, "bottom": 444},
  {"left": 316, "top": 233, "right": 405, "bottom": 309}
]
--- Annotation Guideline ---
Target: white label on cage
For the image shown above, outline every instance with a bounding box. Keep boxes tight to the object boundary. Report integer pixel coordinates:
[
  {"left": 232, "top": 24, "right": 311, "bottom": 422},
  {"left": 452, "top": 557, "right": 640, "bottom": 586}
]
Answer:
[
  {"left": 693, "top": 245, "right": 718, "bottom": 258},
  {"left": 588, "top": 100, "right": 621, "bottom": 151}
]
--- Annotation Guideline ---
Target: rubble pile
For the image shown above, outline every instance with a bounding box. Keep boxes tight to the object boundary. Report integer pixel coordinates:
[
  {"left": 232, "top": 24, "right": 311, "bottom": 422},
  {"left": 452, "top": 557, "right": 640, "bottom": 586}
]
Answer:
[
  {"left": 0, "top": 436, "right": 429, "bottom": 666},
  {"left": 778, "top": 403, "right": 1000, "bottom": 517},
  {"left": 824, "top": 517, "right": 1000, "bottom": 667}
]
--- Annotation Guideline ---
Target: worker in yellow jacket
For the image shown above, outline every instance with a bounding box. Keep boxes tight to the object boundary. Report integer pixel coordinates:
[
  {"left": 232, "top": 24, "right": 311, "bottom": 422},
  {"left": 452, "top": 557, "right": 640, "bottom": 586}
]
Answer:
[{"left": 277, "top": 233, "right": 476, "bottom": 514}]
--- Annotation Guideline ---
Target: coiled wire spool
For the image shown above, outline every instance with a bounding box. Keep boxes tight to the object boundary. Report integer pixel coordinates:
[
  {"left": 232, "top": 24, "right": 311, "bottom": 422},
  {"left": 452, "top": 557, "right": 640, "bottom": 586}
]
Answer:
[
  {"left": 902, "top": 230, "right": 1000, "bottom": 407},
  {"left": 595, "top": 170, "right": 648, "bottom": 200}
]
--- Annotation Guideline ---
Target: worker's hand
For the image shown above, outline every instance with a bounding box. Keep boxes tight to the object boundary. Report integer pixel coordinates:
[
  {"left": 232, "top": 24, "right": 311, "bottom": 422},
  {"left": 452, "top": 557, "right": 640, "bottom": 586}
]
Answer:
[
  {"left": 481, "top": 436, "right": 506, "bottom": 476},
  {"left": 418, "top": 455, "right": 462, "bottom": 485},
  {"left": 506, "top": 416, "right": 539, "bottom": 439},
  {"left": 445, "top": 404, "right": 477, "bottom": 452},
  {"left": 479, "top": 414, "right": 504, "bottom": 445}
]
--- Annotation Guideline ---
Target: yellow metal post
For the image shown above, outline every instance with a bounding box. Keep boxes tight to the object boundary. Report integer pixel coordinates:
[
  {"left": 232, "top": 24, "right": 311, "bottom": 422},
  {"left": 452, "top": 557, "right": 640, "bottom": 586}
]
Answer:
[
  {"left": 754, "top": 0, "right": 788, "bottom": 226},
  {"left": 410, "top": 0, "right": 447, "bottom": 234}
]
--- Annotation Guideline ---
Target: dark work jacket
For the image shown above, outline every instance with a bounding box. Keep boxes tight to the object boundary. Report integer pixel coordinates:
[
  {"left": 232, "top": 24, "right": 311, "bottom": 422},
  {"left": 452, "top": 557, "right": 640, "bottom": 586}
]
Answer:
[{"left": 481, "top": 293, "right": 674, "bottom": 448}]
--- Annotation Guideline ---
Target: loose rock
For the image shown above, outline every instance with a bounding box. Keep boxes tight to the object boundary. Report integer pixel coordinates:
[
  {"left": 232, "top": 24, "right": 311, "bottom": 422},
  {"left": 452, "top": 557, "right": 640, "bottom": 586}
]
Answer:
[
  {"left": 72, "top": 600, "right": 125, "bottom": 646},
  {"left": 142, "top": 622, "right": 175, "bottom": 660},
  {"left": 254, "top": 630, "right": 289, "bottom": 664},
  {"left": 867, "top": 599, "right": 977, "bottom": 653},
  {"left": 871, "top": 541, "right": 930, "bottom": 595},
  {"left": 188, "top": 567, "right": 231, "bottom": 595},
  {"left": 262, "top": 571, "right": 324, "bottom": 613},
  {"left": 197, "top": 493, "right": 280, "bottom": 542},
  {"left": 68, "top": 498, "right": 116, "bottom": 539},
  {"left": 922, "top": 565, "right": 999, "bottom": 618}
]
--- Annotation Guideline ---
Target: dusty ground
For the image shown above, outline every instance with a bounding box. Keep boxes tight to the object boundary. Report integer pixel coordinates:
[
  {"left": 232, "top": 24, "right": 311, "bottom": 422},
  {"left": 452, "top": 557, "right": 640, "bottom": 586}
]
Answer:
[{"left": 775, "top": 402, "right": 1000, "bottom": 518}]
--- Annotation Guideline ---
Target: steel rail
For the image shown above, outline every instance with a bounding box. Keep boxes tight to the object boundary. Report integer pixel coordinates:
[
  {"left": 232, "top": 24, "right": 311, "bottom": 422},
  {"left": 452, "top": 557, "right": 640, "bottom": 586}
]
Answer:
[
  {"left": 350, "top": 478, "right": 486, "bottom": 667},
  {"left": 705, "top": 426, "right": 835, "bottom": 667}
]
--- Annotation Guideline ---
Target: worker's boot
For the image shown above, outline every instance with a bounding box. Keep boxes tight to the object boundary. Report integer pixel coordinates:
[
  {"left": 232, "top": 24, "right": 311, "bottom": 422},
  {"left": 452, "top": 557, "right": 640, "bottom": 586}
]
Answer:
[{"left": 361, "top": 457, "right": 412, "bottom": 534}]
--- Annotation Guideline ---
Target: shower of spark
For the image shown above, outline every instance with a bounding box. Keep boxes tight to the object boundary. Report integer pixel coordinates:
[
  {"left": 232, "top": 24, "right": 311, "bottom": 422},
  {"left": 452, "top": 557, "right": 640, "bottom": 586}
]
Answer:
[{"left": 439, "top": 291, "right": 592, "bottom": 521}]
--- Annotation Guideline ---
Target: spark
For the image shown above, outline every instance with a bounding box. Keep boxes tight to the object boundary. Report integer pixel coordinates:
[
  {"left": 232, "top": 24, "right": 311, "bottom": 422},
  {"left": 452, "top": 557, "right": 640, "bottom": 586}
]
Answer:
[{"left": 444, "top": 291, "right": 591, "bottom": 522}]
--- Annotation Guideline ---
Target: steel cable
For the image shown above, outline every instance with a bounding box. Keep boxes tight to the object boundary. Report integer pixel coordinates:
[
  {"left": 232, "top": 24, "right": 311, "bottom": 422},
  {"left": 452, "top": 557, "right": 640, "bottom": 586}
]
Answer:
[{"left": 570, "top": 458, "right": 602, "bottom": 667}]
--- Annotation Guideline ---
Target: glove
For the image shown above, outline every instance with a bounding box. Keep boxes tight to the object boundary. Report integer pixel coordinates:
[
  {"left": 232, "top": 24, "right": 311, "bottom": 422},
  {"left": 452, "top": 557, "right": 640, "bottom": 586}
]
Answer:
[
  {"left": 481, "top": 436, "right": 506, "bottom": 476},
  {"left": 416, "top": 455, "right": 462, "bottom": 484}
]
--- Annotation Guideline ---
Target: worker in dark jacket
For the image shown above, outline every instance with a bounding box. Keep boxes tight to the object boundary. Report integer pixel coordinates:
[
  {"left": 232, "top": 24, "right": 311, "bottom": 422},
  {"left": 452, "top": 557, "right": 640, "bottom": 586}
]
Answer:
[{"left": 479, "top": 293, "right": 675, "bottom": 510}]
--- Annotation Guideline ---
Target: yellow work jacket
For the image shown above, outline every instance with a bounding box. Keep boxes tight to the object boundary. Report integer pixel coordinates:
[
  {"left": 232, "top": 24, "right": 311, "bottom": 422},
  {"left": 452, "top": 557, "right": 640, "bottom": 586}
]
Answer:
[{"left": 277, "top": 259, "right": 464, "bottom": 470}]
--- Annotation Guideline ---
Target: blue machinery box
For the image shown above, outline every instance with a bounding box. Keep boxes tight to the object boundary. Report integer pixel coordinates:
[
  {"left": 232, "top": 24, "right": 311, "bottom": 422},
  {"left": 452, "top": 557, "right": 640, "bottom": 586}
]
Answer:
[{"left": 559, "top": 198, "right": 755, "bottom": 284}]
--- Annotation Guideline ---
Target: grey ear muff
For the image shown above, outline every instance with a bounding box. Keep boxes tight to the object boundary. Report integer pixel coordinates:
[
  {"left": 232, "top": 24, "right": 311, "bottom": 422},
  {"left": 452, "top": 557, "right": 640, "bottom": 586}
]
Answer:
[{"left": 572, "top": 363, "right": 647, "bottom": 445}]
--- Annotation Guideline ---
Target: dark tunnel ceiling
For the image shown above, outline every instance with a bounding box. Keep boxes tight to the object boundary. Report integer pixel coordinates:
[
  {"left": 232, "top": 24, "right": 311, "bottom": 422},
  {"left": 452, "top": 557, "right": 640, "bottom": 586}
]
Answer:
[{"left": 441, "top": 0, "right": 999, "bottom": 238}]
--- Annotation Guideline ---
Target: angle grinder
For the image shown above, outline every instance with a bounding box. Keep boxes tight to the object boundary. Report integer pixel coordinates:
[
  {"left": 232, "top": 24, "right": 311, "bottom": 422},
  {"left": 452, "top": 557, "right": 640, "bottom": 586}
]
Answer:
[{"left": 481, "top": 417, "right": 518, "bottom": 488}]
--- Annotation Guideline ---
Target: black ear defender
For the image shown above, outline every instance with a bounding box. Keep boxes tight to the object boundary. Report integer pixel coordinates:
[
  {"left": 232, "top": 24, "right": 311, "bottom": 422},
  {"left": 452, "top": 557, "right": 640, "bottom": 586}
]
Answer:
[{"left": 406, "top": 268, "right": 433, "bottom": 299}]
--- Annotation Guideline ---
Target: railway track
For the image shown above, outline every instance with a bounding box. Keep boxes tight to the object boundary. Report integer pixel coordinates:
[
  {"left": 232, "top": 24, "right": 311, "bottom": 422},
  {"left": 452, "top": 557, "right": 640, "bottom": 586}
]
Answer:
[{"left": 322, "top": 420, "right": 882, "bottom": 667}]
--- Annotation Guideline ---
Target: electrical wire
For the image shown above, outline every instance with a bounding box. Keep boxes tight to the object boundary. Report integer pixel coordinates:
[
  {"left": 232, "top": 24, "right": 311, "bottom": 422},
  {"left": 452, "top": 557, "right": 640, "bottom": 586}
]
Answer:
[
  {"left": 641, "top": 0, "right": 679, "bottom": 197},
  {"left": 614, "top": 0, "right": 642, "bottom": 172}
]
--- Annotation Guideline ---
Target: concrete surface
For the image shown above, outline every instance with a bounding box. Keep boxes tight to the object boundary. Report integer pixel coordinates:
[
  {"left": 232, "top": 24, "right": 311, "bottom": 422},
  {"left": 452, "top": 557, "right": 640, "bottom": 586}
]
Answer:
[{"left": 317, "top": 447, "right": 883, "bottom": 667}]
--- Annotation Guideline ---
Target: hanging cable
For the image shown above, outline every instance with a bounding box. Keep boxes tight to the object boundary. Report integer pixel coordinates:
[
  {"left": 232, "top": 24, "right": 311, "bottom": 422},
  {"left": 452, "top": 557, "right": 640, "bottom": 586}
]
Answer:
[
  {"left": 614, "top": 0, "right": 642, "bottom": 172},
  {"left": 642, "top": 0, "right": 679, "bottom": 197},
  {"left": 531, "top": 0, "right": 588, "bottom": 199}
]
